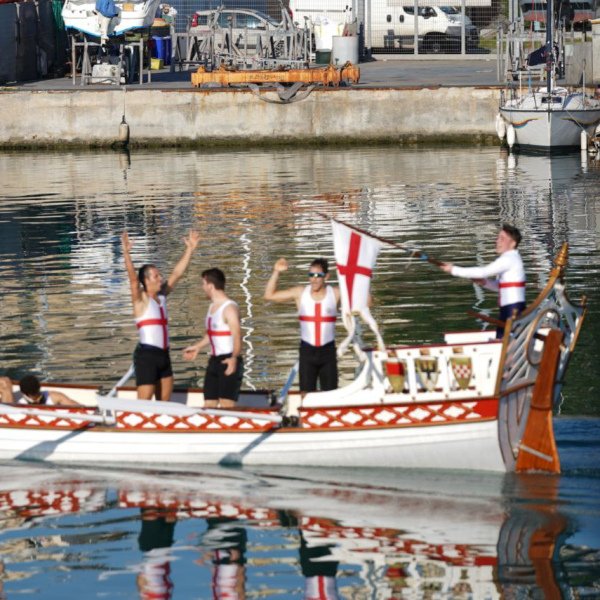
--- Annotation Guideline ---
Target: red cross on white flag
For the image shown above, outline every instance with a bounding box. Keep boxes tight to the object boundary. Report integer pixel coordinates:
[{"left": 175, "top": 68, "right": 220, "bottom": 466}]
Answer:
[
  {"left": 332, "top": 219, "right": 385, "bottom": 353},
  {"left": 333, "top": 220, "right": 382, "bottom": 313}
]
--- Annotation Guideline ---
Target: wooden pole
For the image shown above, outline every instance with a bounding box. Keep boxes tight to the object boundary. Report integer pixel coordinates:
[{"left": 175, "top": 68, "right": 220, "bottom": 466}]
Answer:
[{"left": 320, "top": 213, "right": 444, "bottom": 267}]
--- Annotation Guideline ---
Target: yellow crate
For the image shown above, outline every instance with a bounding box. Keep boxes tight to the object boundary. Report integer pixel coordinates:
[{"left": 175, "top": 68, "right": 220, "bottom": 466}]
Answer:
[{"left": 151, "top": 58, "right": 164, "bottom": 70}]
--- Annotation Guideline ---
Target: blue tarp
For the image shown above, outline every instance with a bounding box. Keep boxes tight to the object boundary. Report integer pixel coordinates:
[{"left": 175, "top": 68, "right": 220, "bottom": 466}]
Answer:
[{"left": 95, "top": 0, "right": 117, "bottom": 18}]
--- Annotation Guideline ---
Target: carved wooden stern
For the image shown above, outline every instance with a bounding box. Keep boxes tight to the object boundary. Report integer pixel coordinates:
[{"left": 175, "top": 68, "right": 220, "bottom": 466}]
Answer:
[{"left": 496, "top": 243, "right": 586, "bottom": 473}]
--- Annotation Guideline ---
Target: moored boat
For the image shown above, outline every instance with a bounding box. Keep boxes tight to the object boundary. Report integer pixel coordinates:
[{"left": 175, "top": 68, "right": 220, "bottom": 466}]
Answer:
[
  {"left": 0, "top": 242, "right": 585, "bottom": 473},
  {"left": 497, "top": 0, "right": 600, "bottom": 151}
]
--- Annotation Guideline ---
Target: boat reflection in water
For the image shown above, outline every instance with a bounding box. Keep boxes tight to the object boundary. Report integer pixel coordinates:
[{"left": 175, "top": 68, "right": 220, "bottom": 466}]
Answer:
[{"left": 0, "top": 463, "right": 598, "bottom": 598}]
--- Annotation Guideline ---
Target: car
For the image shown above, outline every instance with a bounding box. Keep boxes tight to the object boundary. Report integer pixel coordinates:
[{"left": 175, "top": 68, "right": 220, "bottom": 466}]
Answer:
[{"left": 190, "top": 7, "right": 286, "bottom": 43}]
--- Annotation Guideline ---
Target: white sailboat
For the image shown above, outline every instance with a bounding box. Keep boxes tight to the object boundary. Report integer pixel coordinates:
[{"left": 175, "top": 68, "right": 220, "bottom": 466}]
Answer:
[{"left": 497, "top": 0, "right": 600, "bottom": 150}]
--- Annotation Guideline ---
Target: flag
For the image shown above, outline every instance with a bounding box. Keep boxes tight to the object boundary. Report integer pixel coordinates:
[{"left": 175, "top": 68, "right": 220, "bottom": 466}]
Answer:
[{"left": 332, "top": 219, "right": 385, "bottom": 353}]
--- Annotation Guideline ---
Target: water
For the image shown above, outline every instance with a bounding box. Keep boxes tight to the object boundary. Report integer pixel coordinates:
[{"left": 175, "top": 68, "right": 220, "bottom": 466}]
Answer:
[
  {"left": 0, "top": 146, "right": 599, "bottom": 413},
  {"left": 1, "top": 145, "right": 600, "bottom": 597}
]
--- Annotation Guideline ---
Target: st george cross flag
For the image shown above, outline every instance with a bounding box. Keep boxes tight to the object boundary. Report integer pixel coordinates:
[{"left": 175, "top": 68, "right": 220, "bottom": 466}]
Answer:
[{"left": 332, "top": 219, "right": 385, "bottom": 353}]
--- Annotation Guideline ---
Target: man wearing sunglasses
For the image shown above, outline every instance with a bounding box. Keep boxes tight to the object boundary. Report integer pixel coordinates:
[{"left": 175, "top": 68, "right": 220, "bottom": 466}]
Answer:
[{"left": 264, "top": 258, "right": 341, "bottom": 395}]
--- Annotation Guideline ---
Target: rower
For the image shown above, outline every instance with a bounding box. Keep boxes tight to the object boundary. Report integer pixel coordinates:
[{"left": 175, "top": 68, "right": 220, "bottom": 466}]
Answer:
[
  {"left": 440, "top": 224, "right": 526, "bottom": 338},
  {"left": 122, "top": 229, "right": 200, "bottom": 401},
  {"left": 0, "top": 375, "right": 79, "bottom": 406},
  {"left": 183, "top": 268, "right": 243, "bottom": 409},
  {"left": 264, "top": 258, "right": 341, "bottom": 396}
]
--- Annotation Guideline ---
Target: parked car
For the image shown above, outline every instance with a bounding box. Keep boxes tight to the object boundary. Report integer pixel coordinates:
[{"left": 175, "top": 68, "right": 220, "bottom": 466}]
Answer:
[{"left": 191, "top": 7, "right": 281, "bottom": 33}]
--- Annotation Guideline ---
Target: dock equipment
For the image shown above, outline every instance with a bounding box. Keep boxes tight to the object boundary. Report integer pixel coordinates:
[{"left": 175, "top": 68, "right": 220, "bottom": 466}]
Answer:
[{"left": 191, "top": 63, "right": 360, "bottom": 88}]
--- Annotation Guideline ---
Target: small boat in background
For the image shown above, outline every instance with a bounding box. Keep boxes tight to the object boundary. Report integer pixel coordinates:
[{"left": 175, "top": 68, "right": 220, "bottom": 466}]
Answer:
[
  {"left": 62, "top": 0, "right": 162, "bottom": 41},
  {"left": 497, "top": 0, "right": 600, "bottom": 150}
]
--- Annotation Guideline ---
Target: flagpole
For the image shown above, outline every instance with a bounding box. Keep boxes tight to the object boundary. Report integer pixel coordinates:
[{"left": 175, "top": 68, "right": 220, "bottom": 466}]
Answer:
[{"left": 318, "top": 213, "right": 444, "bottom": 267}]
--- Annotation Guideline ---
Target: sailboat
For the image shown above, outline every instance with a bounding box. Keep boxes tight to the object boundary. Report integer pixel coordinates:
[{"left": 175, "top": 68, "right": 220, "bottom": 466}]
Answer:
[{"left": 497, "top": 0, "right": 600, "bottom": 150}]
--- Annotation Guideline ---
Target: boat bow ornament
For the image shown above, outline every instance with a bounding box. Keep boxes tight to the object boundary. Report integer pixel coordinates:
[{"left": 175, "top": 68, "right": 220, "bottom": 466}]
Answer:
[{"left": 0, "top": 243, "right": 585, "bottom": 473}]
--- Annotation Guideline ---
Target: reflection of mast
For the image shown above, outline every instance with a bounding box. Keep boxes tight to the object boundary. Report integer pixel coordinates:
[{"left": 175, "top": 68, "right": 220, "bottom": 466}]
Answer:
[{"left": 239, "top": 219, "right": 256, "bottom": 391}]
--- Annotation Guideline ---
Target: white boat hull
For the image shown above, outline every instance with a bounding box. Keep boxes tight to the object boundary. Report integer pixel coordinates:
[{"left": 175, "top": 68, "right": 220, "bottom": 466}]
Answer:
[
  {"left": 62, "top": 0, "right": 161, "bottom": 38},
  {"left": 0, "top": 413, "right": 506, "bottom": 471},
  {"left": 500, "top": 90, "right": 600, "bottom": 149}
]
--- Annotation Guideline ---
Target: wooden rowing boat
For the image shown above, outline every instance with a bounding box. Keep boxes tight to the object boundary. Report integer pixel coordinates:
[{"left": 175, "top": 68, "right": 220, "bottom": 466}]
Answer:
[{"left": 0, "top": 244, "right": 585, "bottom": 473}]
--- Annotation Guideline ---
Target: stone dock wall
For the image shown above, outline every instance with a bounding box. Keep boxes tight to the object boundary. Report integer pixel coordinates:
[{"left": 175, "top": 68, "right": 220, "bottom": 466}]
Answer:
[{"left": 0, "top": 86, "right": 502, "bottom": 148}]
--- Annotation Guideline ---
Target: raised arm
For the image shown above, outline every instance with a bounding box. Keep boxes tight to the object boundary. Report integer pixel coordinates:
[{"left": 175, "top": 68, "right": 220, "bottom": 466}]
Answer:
[
  {"left": 264, "top": 258, "right": 303, "bottom": 305},
  {"left": 122, "top": 231, "right": 144, "bottom": 307},
  {"left": 164, "top": 230, "right": 200, "bottom": 296}
]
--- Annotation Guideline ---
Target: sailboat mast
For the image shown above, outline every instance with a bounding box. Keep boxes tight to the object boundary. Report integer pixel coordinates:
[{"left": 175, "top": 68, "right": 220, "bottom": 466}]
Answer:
[{"left": 546, "top": 0, "right": 552, "bottom": 94}]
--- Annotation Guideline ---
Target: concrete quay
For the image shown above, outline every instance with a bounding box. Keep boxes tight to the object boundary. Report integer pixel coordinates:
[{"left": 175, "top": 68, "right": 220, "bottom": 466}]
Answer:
[{"left": 0, "top": 59, "right": 503, "bottom": 148}]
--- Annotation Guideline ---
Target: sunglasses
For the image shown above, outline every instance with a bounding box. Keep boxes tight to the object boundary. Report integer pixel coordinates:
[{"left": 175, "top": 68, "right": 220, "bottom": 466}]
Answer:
[{"left": 308, "top": 271, "right": 326, "bottom": 278}]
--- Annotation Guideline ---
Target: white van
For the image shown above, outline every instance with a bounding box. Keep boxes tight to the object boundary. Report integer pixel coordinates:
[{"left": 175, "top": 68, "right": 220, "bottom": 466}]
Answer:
[{"left": 288, "top": 0, "right": 480, "bottom": 52}]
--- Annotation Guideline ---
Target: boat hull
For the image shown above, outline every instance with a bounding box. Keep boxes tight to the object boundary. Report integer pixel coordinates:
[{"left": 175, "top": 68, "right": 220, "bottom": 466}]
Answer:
[
  {"left": 62, "top": 0, "right": 161, "bottom": 38},
  {"left": 500, "top": 106, "right": 600, "bottom": 149},
  {"left": 0, "top": 416, "right": 506, "bottom": 471}
]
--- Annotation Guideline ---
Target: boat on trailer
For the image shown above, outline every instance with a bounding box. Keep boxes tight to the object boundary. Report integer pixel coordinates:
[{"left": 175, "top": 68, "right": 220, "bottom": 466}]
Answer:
[
  {"left": 0, "top": 243, "right": 585, "bottom": 473},
  {"left": 62, "top": 0, "right": 162, "bottom": 40}
]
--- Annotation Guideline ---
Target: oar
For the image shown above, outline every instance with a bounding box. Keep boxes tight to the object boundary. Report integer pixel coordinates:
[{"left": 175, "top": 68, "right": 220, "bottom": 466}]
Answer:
[
  {"left": 0, "top": 403, "right": 109, "bottom": 424},
  {"left": 276, "top": 361, "right": 299, "bottom": 405},
  {"left": 318, "top": 213, "right": 445, "bottom": 267},
  {"left": 96, "top": 396, "right": 282, "bottom": 424}
]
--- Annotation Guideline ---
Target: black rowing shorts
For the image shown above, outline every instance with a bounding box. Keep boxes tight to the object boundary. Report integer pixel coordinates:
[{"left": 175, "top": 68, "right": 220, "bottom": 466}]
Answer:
[
  {"left": 203, "top": 354, "right": 244, "bottom": 402},
  {"left": 134, "top": 344, "right": 173, "bottom": 387},
  {"left": 299, "top": 340, "right": 338, "bottom": 393}
]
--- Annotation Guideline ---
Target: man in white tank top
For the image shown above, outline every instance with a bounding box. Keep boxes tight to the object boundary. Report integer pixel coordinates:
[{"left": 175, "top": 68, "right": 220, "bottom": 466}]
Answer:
[
  {"left": 440, "top": 224, "right": 526, "bottom": 338},
  {"left": 122, "top": 230, "right": 200, "bottom": 401},
  {"left": 183, "top": 268, "right": 243, "bottom": 409},
  {"left": 264, "top": 258, "right": 341, "bottom": 395}
]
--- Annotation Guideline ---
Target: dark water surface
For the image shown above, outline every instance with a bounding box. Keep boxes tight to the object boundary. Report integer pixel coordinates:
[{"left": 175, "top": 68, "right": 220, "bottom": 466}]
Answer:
[
  {"left": 0, "top": 146, "right": 599, "bottom": 413},
  {"left": 0, "top": 418, "right": 598, "bottom": 599},
  {"left": 0, "top": 146, "right": 600, "bottom": 598}
]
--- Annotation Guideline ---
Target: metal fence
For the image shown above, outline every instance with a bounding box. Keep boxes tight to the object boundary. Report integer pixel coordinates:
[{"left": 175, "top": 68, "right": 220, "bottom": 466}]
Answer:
[{"left": 166, "top": 0, "right": 506, "bottom": 57}]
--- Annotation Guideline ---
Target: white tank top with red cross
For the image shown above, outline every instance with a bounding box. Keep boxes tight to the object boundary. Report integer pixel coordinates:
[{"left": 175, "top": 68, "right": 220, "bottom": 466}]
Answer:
[
  {"left": 299, "top": 285, "right": 337, "bottom": 347},
  {"left": 135, "top": 295, "right": 169, "bottom": 350},
  {"left": 206, "top": 300, "right": 237, "bottom": 356}
]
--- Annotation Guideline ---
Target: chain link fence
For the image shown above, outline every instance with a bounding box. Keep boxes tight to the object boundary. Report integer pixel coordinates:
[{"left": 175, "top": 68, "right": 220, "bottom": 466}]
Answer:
[{"left": 166, "top": 0, "right": 506, "bottom": 56}]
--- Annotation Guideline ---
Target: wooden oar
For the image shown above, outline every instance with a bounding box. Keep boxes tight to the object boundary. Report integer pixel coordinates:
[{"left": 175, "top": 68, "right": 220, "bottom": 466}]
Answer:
[
  {"left": 96, "top": 396, "right": 282, "bottom": 424},
  {"left": 318, "top": 213, "right": 445, "bottom": 267},
  {"left": 0, "top": 403, "right": 109, "bottom": 424}
]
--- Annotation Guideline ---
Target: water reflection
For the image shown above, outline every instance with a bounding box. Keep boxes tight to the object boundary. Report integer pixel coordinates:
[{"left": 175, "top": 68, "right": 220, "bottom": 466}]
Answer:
[
  {"left": 0, "top": 446, "right": 598, "bottom": 599},
  {"left": 0, "top": 147, "right": 599, "bottom": 415}
]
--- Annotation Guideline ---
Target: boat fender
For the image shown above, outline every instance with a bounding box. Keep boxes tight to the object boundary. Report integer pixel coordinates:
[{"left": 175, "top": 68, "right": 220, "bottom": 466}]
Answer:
[
  {"left": 495, "top": 113, "right": 506, "bottom": 140},
  {"left": 506, "top": 124, "right": 516, "bottom": 150},
  {"left": 581, "top": 130, "right": 588, "bottom": 151},
  {"left": 118, "top": 116, "right": 130, "bottom": 146}
]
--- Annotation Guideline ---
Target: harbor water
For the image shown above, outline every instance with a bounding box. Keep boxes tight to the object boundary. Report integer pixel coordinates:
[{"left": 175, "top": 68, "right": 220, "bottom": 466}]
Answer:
[{"left": 0, "top": 145, "right": 599, "bottom": 597}]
